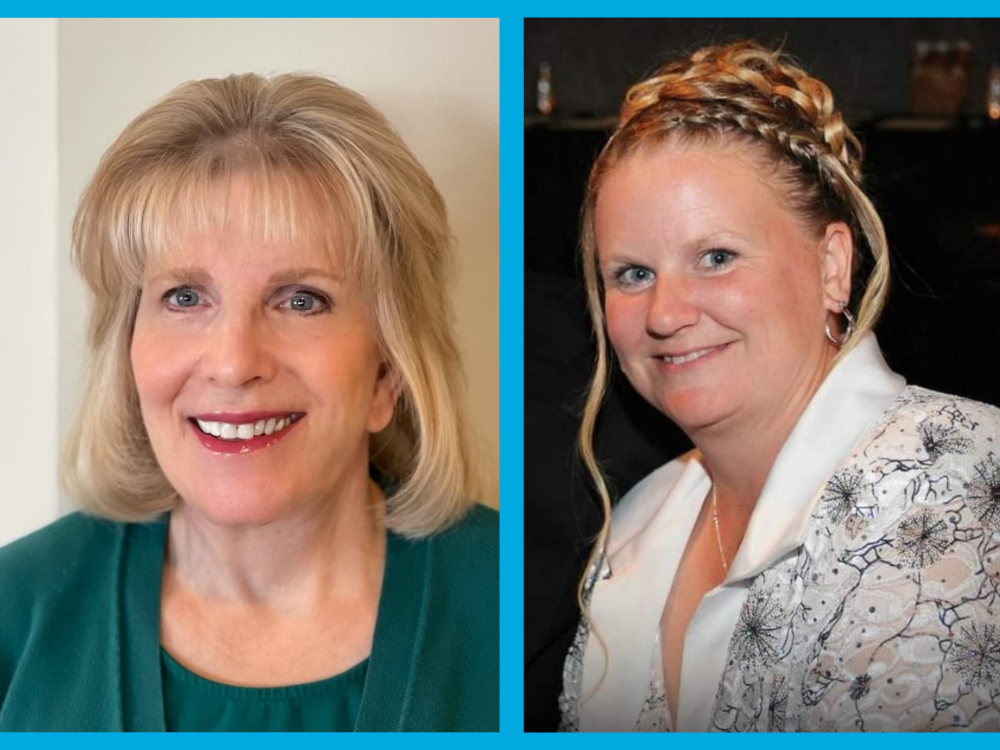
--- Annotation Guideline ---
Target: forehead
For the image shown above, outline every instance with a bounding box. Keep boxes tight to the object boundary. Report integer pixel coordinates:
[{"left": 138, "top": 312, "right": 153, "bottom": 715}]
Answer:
[
  {"left": 143, "top": 232, "right": 340, "bottom": 284},
  {"left": 595, "top": 140, "right": 801, "bottom": 252}
]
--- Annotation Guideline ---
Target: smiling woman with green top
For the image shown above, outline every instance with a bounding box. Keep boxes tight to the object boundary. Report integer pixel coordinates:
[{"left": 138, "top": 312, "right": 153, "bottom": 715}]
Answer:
[{"left": 0, "top": 72, "right": 497, "bottom": 732}]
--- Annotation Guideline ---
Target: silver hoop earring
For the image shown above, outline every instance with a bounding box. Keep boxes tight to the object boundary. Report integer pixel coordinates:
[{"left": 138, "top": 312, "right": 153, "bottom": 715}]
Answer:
[{"left": 825, "top": 302, "right": 856, "bottom": 348}]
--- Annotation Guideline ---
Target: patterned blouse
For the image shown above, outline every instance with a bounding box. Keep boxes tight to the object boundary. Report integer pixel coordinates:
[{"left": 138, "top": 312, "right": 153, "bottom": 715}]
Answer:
[{"left": 560, "top": 335, "right": 1000, "bottom": 732}]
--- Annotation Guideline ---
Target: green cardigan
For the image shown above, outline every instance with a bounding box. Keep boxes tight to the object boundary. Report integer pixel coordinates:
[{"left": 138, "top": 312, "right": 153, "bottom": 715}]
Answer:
[{"left": 0, "top": 505, "right": 498, "bottom": 731}]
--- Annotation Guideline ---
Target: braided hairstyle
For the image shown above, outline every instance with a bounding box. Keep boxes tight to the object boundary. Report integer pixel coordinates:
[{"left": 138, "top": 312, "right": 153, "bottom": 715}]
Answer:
[{"left": 577, "top": 41, "right": 890, "bottom": 611}]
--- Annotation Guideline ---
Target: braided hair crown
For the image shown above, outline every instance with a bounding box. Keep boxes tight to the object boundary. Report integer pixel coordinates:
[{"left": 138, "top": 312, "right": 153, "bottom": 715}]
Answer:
[{"left": 618, "top": 40, "right": 864, "bottom": 185}]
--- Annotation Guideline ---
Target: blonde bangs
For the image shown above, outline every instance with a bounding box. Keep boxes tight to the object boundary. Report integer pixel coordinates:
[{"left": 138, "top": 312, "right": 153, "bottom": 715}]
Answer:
[{"left": 92, "top": 151, "right": 378, "bottom": 299}]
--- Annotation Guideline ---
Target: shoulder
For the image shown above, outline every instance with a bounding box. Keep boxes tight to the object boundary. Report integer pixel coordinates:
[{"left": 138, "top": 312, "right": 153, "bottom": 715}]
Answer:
[
  {"left": 416, "top": 503, "right": 497, "bottom": 628},
  {"left": 848, "top": 385, "right": 1000, "bottom": 507},
  {"left": 0, "top": 513, "right": 125, "bottom": 638},
  {"left": 428, "top": 503, "right": 498, "bottom": 582},
  {"left": 825, "top": 384, "right": 1000, "bottom": 563},
  {"left": 888, "top": 386, "right": 1000, "bottom": 436},
  {"left": 868, "top": 386, "right": 1000, "bottom": 485},
  {"left": 0, "top": 512, "right": 124, "bottom": 600},
  {"left": 0, "top": 513, "right": 127, "bottom": 700}
]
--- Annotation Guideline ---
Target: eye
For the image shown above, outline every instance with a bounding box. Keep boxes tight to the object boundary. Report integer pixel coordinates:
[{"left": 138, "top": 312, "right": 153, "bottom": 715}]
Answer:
[
  {"left": 613, "top": 265, "right": 655, "bottom": 289},
  {"left": 280, "top": 290, "right": 330, "bottom": 314},
  {"left": 698, "top": 248, "right": 736, "bottom": 271},
  {"left": 163, "top": 287, "right": 201, "bottom": 308}
]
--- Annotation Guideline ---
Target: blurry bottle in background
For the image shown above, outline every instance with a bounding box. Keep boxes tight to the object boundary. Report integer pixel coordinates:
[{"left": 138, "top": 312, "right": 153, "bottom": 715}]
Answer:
[
  {"left": 987, "top": 64, "right": 1000, "bottom": 124},
  {"left": 536, "top": 62, "right": 556, "bottom": 116}
]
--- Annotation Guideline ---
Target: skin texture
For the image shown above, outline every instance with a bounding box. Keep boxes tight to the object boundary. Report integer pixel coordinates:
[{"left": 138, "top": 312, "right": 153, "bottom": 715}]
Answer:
[
  {"left": 130, "top": 180, "right": 399, "bottom": 685},
  {"left": 594, "top": 139, "right": 853, "bottom": 723}
]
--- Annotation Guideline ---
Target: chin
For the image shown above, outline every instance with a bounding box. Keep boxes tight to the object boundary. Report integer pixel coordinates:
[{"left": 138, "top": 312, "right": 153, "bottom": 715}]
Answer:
[{"left": 657, "top": 388, "right": 736, "bottom": 434}]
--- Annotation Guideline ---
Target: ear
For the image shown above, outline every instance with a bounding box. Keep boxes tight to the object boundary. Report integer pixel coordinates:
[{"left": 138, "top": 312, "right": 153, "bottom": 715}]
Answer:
[
  {"left": 820, "top": 222, "right": 853, "bottom": 313},
  {"left": 367, "top": 361, "right": 403, "bottom": 433}
]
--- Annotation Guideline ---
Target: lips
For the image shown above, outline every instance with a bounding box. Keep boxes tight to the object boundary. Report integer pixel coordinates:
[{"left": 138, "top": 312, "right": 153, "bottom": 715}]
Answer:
[
  {"left": 656, "top": 342, "right": 730, "bottom": 367},
  {"left": 187, "top": 411, "right": 305, "bottom": 455}
]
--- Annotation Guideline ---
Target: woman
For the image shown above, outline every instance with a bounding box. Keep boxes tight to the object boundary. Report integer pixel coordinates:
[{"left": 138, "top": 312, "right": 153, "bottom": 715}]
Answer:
[
  {"left": 0, "top": 73, "right": 498, "bottom": 731},
  {"left": 561, "top": 41, "right": 1000, "bottom": 732}
]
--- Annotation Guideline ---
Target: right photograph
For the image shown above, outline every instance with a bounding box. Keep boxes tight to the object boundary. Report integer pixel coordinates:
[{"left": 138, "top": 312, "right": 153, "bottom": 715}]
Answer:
[{"left": 525, "top": 18, "right": 1000, "bottom": 732}]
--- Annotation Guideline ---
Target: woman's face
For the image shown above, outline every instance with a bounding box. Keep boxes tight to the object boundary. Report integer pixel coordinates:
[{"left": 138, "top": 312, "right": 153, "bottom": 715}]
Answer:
[
  {"left": 595, "top": 140, "right": 849, "bottom": 436},
  {"left": 131, "top": 188, "right": 397, "bottom": 527}
]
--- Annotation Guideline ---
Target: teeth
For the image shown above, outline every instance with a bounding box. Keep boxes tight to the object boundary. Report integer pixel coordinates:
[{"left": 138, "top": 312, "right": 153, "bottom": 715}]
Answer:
[
  {"left": 662, "top": 347, "right": 715, "bottom": 365},
  {"left": 195, "top": 415, "right": 297, "bottom": 441}
]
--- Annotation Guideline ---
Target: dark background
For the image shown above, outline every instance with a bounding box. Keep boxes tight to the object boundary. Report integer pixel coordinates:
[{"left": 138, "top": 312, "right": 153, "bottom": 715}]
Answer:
[
  {"left": 524, "top": 18, "right": 1000, "bottom": 732},
  {"left": 525, "top": 18, "right": 1000, "bottom": 120}
]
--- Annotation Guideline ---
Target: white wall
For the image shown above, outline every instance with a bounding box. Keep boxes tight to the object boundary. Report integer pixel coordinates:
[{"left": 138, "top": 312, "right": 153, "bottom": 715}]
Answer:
[
  {"left": 0, "top": 20, "right": 59, "bottom": 546},
  {"left": 1, "top": 18, "right": 498, "bottom": 546}
]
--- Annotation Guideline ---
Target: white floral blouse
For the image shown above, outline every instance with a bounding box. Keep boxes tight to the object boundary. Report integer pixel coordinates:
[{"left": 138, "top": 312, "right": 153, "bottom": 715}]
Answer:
[{"left": 560, "top": 335, "right": 1000, "bottom": 732}]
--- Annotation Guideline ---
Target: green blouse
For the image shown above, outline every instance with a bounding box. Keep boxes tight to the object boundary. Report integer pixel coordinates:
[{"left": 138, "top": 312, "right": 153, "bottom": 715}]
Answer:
[
  {"left": 0, "top": 505, "right": 498, "bottom": 731},
  {"left": 161, "top": 649, "right": 368, "bottom": 732}
]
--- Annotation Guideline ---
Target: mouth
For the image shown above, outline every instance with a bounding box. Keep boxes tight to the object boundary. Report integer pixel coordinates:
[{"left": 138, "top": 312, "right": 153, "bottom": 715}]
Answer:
[
  {"left": 657, "top": 343, "right": 730, "bottom": 367},
  {"left": 187, "top": 412, "right": 305, "bottom": 455}
]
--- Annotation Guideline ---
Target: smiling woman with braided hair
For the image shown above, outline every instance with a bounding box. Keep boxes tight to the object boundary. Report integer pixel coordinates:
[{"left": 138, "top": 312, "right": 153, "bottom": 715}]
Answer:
[{"left": 560, "top": 41, "right": 1000, "bottom": 732}]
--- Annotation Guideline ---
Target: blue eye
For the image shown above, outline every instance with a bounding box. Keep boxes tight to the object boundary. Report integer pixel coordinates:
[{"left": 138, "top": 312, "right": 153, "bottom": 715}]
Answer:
[
  {"left": 281, "top": 291, "right": 329, "bottom": 314},
  {"left": 165, "top": 287, "right": 201, "bottom": 308},
  {"left": 614, "top": 266, "right": 655, "bottom": 288},
  {"left": 700, "top": 249, "right": 736, "bottom": 270}
]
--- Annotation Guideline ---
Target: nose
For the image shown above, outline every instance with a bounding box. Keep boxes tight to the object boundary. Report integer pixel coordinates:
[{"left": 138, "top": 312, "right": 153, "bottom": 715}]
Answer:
[
  {"left": 645, "top": 274, "right": 700, "bottom": 338},
  {"left": 199, "top": 308, "right": 277, "bottom": 389}
]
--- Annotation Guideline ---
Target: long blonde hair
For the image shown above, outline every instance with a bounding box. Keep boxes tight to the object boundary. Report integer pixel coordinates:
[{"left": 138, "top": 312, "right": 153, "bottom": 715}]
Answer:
[
  {"left": 63, "top": 72, "right": 486, "bottom": 537},
  {"left": 578, "top": 41, "right": 891, "bottom": 605}
]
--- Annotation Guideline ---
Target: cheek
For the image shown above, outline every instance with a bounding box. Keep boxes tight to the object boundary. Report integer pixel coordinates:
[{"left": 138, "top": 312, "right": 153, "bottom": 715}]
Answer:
[
  {"left": 308, "top": 339, "right": 381, "bottom": 411},
  {"left": 130, "top": 323, "right": 188, "bottom": 413},
  {"left": 603, "top": 294, "right": 647, "bottom": 354}
]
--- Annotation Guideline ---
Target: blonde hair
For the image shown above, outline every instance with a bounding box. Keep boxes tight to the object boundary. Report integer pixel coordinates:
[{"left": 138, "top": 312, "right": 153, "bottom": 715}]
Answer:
[
  {"left": 62, "top": 72, "right": 485, "bottom": 538},
  {"left": 578, "top": 41, "right": 891, "bottom": 603}
]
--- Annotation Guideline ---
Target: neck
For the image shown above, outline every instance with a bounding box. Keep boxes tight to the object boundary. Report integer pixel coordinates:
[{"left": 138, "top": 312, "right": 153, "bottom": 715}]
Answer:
[
  {"left": 165, "top": 472, "right": 386, "bottom": 611},
  {"left": 690, "top": 343, "right": 838, "bottom": 520}
]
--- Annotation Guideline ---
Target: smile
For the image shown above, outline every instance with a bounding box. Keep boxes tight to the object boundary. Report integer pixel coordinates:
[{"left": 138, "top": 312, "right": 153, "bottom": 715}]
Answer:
[
  {"left": 658, "top": 343, "right": 729, "bottom": 366},
  {"left": 194, "top": 414, "right": 301, "bottom": 441},
  {"left": 188, "top": 412, "right": 305, "bottom": 455}
]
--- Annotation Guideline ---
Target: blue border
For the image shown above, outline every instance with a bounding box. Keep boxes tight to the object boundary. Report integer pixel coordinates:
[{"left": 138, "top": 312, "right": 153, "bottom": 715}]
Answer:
[{"left": 502, "top": 13, "right": 525, "bottom": 737}]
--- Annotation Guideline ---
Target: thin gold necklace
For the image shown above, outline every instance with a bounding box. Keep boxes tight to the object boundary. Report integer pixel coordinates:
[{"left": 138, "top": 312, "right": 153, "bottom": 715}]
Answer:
[{"left": 711, "top": 485, "right": 729, "bottom": 574}]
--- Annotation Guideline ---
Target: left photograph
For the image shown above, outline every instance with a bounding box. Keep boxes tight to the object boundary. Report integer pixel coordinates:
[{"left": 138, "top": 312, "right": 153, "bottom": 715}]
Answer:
[{"left": 0, "top": 18, "right": 498, "bottom": 732}]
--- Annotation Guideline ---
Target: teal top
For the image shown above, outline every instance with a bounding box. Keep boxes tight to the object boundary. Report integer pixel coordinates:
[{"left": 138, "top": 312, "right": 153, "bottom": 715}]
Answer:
[
  {"left": 161, "top": 649, "right": 368, "bottom": 732},
  {"left": 0, "top": 505, "right": 498, "bottom": 732}
]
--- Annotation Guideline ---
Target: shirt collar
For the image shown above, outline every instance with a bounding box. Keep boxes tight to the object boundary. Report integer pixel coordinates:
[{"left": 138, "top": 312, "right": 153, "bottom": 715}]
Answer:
[{"left": 726, "top": 333, "right": 906, "bottom": 581}]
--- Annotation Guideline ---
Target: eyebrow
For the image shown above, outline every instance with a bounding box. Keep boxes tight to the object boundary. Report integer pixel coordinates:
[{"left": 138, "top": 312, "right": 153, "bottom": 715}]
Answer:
[{"left": 146, "top": 266, "right": 343, "bottom": 287}]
